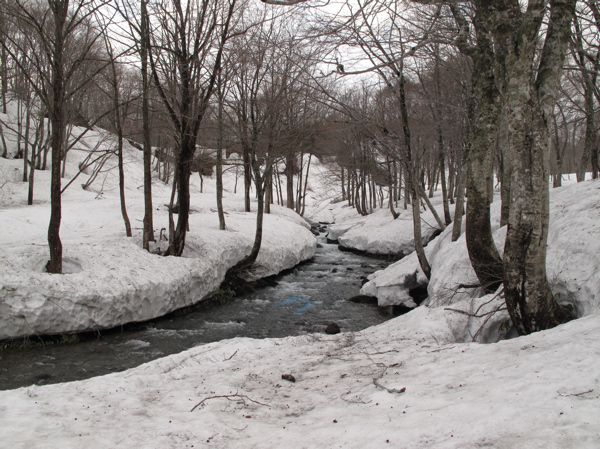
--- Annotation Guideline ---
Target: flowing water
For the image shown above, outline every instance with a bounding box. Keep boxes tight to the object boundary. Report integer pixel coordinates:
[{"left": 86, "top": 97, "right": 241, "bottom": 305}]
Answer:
[{"left": 0, "top": 233, "right": 395, "bottom": 390}]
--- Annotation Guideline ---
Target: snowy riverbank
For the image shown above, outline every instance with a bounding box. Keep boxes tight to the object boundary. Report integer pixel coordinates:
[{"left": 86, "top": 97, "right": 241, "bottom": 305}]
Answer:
[
  {"left": 0, "top": 115, "right": 316, "bottom": 340},
  {"left": 0, "top": 204, "right": 315, "bottom": 340},
  {"left": 1, "top": 299, "right": 599, "bottom": 448},
  {"left": 310, "top": 193, "right": 453, "bottom": 258},
  {"left": 361, "top": 180, "right": 600, "bottom": 317}
]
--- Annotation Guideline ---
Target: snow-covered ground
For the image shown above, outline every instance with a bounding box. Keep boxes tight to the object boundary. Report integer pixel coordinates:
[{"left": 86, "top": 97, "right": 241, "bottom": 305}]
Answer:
[
  {"left": 309, "top": 191, "right": 453, "bottom": 257},
  {"left": 0, "top": 104, "right": 316, "bottom": 339},
  {"left": 361, "top": 180, "right": 600, "bottom": 317},
  {"left": 1, "top": 298, "right": 599, "bottom": 449},
  {"left": 2, "top": 101, "right": 600, "bottom": 448}
]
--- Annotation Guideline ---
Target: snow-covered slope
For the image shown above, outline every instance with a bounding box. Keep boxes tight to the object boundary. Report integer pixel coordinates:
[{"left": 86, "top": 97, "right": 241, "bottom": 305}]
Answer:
[
  {"left": 0, "top": 102, "right": 316, "bottom": 339},
  {"left": 361, "top": 180, "right": 600, "bottom": 321}
]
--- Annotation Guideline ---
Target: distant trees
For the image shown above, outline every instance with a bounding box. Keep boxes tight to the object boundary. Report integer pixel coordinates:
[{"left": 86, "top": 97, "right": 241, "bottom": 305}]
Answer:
[
  {"left": 0, "top": 0, "right": 592, "bottom": 336},
  {"left": 570, "top": 0, "right": 599, "bottom": 180},
  {"left": 226, "top": 10, "right": 322, "bottom": 269}
]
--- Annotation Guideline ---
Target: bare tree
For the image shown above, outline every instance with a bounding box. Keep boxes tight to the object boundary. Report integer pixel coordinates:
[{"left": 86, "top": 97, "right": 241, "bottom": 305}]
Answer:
[
  {"left": 114, "top": 0, "right": 156, "bottom": 249},
  {"left": 101, "top": 19, "right": 132, "bottom": 237},
  {"left": 2, "top": 0, "right": 110, "bottom": 273},
  {"left": 148, "top": 0, "right": 237, "bottom": 256}
]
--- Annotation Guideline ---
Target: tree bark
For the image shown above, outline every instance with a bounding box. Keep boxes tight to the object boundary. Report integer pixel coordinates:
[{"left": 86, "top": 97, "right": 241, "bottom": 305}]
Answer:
[
  {"left": 166, "top": 136, "right": 194, "bottom": 256},
  {"left": 216, "top": 73, "right": 226, "bottom": 230},
  {"left": 438, "top": 140, "right": 451, "bottom": 225},
  {"left": 243, "top": 146, "right": 251, "bottom": 212},
  {"left": 503, "top": 0, "right": 576, "bottom": 334},
  {"left": 300, "top": 153, "right": 311, "bottom": 216},
  {"left": 399, "top": 73, "right": 431, "bottom": 278},
  {"left": 451, "top": 152, "right": 466, "bottom": 242},
  {"left": 141, "top": 0, "right": 154, "bottom": 250},
  {"left": 285, "top": 153, "right": 294, "bottom": 209},
  {"left": 0, "top": 23, "right": 7, "bottom": 114},
  {"left": 46, "top": 0, "right": 69, "bottom": 274},
  {"left": 464, "top": 4, "right": 504, "bottom": 291}
]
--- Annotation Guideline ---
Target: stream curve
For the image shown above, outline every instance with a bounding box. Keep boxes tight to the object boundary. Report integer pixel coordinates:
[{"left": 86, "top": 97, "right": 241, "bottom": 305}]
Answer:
[{"left": 0, "top": 232, "right": 393, "bottom": 390}]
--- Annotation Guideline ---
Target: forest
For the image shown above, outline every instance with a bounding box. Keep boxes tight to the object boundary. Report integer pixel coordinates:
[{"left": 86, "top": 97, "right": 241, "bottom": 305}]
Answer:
[{"left": 0, "top": 0, "right": 598, "bottom": 448}]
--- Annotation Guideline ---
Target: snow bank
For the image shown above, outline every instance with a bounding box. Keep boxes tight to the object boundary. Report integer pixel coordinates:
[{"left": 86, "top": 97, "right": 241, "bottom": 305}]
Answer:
[
  {"left": 1, "top": 302, "right": 598, "bottom": 448},
  {"left": 362, "top": 180, "right": 600, "bottom": 320},
  {"left": 0, "top": 105, "right": 316, "bottom": 340},
  {"left": 312, "top": 193, "right": 451, "bottom": 257},
  {"left": 0, "top": 210, "right": 315, "bottom": 340}
]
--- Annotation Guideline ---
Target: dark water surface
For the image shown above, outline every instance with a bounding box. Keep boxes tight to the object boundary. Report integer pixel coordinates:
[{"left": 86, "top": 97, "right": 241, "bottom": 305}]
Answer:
[{"left": 0, "top": 234, "right": 393, "bottom": 390}]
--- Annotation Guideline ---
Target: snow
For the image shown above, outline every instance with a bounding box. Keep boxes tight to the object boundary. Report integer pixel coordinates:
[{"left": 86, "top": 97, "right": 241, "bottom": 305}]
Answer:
[
  {"left": 311, "top": 192, "right": 453, "bottom": 257},
  {"left": 309, "top": 185, "right": 458, "bottom": 306},
  {"left": 362, "top": 180, "right": 600, "bottom": 315},
  {"left": 0, "top": 210, "right": 315, "bottom": 340},
  {"left": 2, "top": 102, "right": 600, "bottom": 448},
  {"left": 0, "top": 105, "right": 316, "bottom": 339},
  {"left": 1, "top": 304, "right": 599, "bottom": 448}
]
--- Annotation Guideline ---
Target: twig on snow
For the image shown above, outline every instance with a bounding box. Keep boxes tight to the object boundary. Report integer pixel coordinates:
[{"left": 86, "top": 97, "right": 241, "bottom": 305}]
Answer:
[
  {"left": 558, "top": 389, "right": 594, "bottom": 397},
  {"left": 190, "top": 393, "right": 270, "bottom": 412},
  {"left": 372, "top": 377, "right": 406, "bottom": 394},
  {"left": 372, "top": 366, "right": 406, "bottom": 395},
  {"left": 224, "top": 349, "right": 238, "bottom": 361},
  {"left": 428, "top": 345, "right": 456, "bottom": 353}
]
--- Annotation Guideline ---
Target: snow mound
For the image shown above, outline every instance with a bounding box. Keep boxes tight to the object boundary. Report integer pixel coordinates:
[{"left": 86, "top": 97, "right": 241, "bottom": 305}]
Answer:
[
  {"left": 314, "top": 192, "right": 452, "bottom": 257},
  {"left": 0, "top": 211, "right": 315, "bottom": 340},
  {"left": 0, "top": 103, "right": 317, "bottom": 340},
  {"left": 362, "top": 180, "right": 600, "bottom": 322}
]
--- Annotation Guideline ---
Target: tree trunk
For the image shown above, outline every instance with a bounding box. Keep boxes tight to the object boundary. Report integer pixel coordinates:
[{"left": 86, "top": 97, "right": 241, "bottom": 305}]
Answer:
[
  {"left": 265, "top": 166, "right": 272, "bottom": 214},
  {"left": 243, "top": 146, "right": 251, "bottom": 212},
  {"left": 451, "top": 154, "right": 466, "bottom": 242},
  {"left": 27, "top": 119, "right": 38, "bottom": 206},
  {"left": 232, "top": 161, "right": 270, "bottom": 271},
  {"left": 285, "top": 153, "right": 294, "bottom": 209},
  {"left": 23, "top": 105, "right": 31, "bottom": 182},
  {"left": 42, "top": 122, "right": 49, "bottom": 170},
  {"left": 409, "top": 169, "right": 431, "bottom": 279},
  {"left": 46, "top": 1, "right": 68, "bottom": 274},
  {"left": 503, "top": 0, "right": 576, "bottom": 334},
  {"left": 108, "top": 47, "right": 132, "bottom": 238},
  {"left": 464, "top": 8, "right": 504, "bottom": 291},
  {"left": 0, "top": 39, "right": 7, "bottom": 114},
  {"left": 295, "top": 152, "right": 303, "bottom": 214},
  {"left": 300, "top": 154, "right": 311, "bottom": 216},
  {"left": 341, "top": 166, "right": 346, "bottom": 201},
  {"left": 166, "top": 137, "right": 194, "bottom": 256},
  {"left": 141, "top": 0, "right": 154, "bottom": 250},
  {"left": 0, "top": 121, "right": 7, "bottom": 158},
  {"left": 216, "top": 75, "right": 226, "bottom": 230},
  {"left": 116, "top": 115, "right": 132, "bottom": 237},
  {"left": 387, "top": 158, "right": 399, "bottom": 219},
  {"left": 438, "top": 139, "right": 451, "bottom": 225},
  {"left": 579, "top": 87, "right": 596, "bottom": 181},
  {"left": 398, "top": 73, "right": 431, "bottom": 278}
]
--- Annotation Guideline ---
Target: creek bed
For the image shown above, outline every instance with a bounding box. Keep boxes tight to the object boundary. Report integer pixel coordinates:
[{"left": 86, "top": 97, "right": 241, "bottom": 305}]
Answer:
[{"left": 0, "top": 233, "right": 394, "bottom": 390}]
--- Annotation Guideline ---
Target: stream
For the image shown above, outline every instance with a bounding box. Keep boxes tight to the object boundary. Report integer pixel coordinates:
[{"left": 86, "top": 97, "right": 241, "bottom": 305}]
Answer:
[{"left": 0, "top": 232, "right": 395, "bottom": 390}]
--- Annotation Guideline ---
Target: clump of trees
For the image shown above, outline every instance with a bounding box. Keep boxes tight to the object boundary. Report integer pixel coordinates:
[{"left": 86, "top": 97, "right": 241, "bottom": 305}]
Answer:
[
  {"left": 0, "top": 0, "right": 597, "bottom": 336},
  {"left": 268, "top": 0, "right": 597, "bottom": 334}
]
